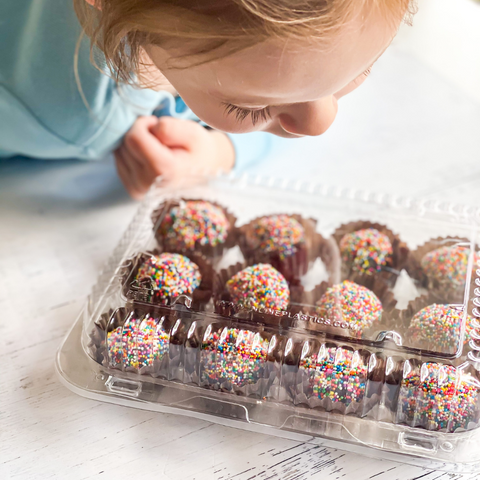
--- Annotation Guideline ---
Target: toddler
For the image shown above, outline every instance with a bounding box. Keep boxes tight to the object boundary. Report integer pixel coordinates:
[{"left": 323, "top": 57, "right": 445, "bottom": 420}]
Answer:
[{"left": 0, "top": 0, "right": 413, "bottom": 198}]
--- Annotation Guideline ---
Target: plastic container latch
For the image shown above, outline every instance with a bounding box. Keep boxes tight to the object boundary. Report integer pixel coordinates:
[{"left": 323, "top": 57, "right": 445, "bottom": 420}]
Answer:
[
  {"left": 105, "top": 376, "right": 142, "bottom": 398},
  {"left": 172, "top": 295, "right": 192, "bottom": 310},
  {"left": 375, "top": 331, "right": 402, "bottom": 346},
  {"left": 398, "top": 432, "right": 438, "bottom": 453}
]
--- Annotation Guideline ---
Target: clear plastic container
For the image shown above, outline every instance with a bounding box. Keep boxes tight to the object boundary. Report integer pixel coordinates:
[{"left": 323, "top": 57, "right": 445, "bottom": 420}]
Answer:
[{"left": 56, "top": 174, "right": 480, "bottom": 472}]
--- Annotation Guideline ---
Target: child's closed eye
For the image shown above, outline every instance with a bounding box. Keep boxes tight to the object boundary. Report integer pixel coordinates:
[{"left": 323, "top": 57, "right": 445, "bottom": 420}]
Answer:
[{"left": 222, "top": 103, "right": 271, "bottom": 126}]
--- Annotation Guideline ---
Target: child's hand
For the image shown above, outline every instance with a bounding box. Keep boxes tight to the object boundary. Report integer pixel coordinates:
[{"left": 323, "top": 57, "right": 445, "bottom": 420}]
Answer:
[{"left": 114, "top": 116, "right": 235, "bottom": 199}]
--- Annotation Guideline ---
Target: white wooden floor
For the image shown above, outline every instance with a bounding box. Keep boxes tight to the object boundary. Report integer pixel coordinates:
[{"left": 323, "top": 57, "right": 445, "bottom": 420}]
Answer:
[{"left": 2, "top": 1, "right": 480, "bottom": 478}]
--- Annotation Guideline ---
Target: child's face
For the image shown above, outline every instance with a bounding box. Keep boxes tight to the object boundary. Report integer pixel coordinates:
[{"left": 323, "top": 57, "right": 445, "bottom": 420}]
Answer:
[{"left": 146, "top": 10, "right": 400, "bottom": 138}]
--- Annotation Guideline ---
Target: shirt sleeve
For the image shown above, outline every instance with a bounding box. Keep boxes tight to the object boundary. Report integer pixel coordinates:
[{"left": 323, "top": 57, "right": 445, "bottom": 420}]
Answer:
[
  {"left": 0, "top": 81, "right": 163, "bottom": 161},
  {"left": 0, "top": 0, "right": 164, "bottom": 161}
]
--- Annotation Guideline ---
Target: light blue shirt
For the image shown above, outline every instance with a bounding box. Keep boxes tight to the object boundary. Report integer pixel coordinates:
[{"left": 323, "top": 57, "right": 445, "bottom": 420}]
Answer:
[{"left": 0, "top": 0, "right": 271, "bottom": 170}]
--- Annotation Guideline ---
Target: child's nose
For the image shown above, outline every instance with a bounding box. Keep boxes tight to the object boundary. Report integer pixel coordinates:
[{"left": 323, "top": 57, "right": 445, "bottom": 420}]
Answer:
[{"left": 278, "top": 96, "right": 338, "bottom": 136}]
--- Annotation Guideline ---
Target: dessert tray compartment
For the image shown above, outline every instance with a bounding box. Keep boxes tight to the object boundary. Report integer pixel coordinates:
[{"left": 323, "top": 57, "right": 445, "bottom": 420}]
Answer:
[{"left": 56, "top": 174, "right": 480, "bottom": 472}]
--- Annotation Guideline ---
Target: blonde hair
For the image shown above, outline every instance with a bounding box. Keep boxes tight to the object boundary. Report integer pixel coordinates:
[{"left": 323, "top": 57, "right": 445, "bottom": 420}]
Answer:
[{"left": 74, "top": 0, "right": 415, "bottom": 86}]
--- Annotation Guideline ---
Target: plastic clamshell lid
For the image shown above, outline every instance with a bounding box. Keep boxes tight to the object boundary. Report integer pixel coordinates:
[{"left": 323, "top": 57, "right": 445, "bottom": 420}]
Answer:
[{"left": 57, "top": 175, "right": 480, "bottom": 472}]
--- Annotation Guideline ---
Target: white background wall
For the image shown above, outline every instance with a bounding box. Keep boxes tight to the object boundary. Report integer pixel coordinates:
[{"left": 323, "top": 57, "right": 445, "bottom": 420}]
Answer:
[{"left": 396, "top": 0, "right": 480, "bottom": 103}]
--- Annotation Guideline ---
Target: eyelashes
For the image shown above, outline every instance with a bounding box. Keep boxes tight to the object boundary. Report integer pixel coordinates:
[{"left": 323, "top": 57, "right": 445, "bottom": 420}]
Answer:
[{"left": 222, "top": 103, "right": 271, "bottom": 126}]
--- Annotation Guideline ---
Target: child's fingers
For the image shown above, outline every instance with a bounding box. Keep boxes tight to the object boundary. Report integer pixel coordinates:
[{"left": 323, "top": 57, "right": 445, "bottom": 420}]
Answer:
[
  {"left": 115, "top": 151, "right": 137, "bottom": 198},
  {"left": 124, "top": 116, "right": 175, "bottom": 175},
  {"left": 115, "top": 147, "right": 146, "bottom": 199},
  {"left": 121, "top": 139, "right": 161, "bottom": 187},
  {"left": 115, "top": 148, "right": 141, "bottom": 198},
  {"left": 150, "top": 117, "right": 201, "bottom": 150}
]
